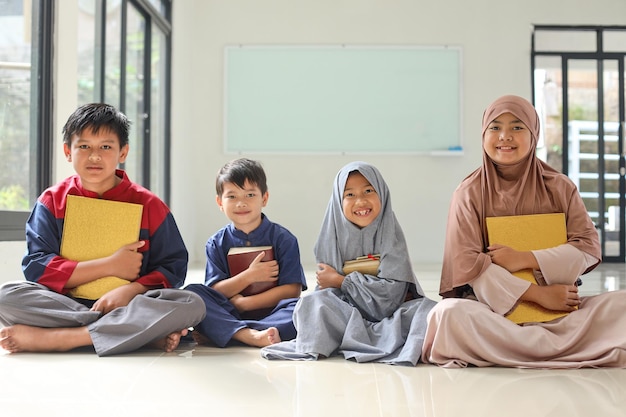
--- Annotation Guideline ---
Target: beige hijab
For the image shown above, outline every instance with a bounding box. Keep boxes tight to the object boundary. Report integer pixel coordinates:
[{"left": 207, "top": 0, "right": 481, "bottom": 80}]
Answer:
[{"left": 439, "top": 95, "right": 601, "bottom": 298}]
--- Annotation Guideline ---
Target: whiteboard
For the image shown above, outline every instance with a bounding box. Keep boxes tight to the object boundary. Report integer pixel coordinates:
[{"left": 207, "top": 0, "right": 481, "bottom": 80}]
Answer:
[{"left": 224, "top": 45, "right": 462, "bottom": 154}]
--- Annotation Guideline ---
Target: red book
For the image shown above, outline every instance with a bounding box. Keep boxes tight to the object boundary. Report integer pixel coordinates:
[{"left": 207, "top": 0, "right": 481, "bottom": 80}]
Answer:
[{"left": 227, "top": 246, "right": 277, "bottom": 296}]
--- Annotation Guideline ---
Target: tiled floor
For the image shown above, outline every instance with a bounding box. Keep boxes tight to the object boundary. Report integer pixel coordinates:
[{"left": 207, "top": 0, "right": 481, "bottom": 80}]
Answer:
[{"left": 1, "top": 263, "right": 625, "bottom": 417}]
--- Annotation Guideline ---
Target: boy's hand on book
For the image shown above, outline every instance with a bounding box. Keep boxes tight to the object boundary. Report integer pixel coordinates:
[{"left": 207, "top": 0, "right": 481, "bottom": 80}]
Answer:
[
  {"left": 108, "top": 241, "right": 145, "bottom": 280},
  {"left": 316, "top": 263, "right": 344, "bottom": 289},
  {"left": 90, "top": 282, "right": 148, "bottom": 314},
  {"left": 246, "top": 251, "right": 279, "bottom": 284}
]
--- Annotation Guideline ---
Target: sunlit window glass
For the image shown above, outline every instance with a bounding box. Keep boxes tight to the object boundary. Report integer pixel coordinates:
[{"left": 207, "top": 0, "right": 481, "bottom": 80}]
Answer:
[
  {"left": 74, "top": 0, "right": 171, "bottom": 202},
  {"left": 0, "top": 0, "right": 32, "bottom": 211}
]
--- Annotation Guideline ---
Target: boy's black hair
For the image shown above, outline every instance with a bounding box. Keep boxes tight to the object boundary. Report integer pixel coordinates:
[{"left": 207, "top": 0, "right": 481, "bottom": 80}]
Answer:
[
  {"left": 62, "top": 103, "right": 131, "bottom": 147},
  {"left": 216, "top": 158, "right": 268, "bottom": 196}
]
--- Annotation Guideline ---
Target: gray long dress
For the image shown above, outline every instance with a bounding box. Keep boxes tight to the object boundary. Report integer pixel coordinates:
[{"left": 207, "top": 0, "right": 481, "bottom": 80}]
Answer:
[{"left": 261, "top": 161, "right": 436, "bottom": 365}]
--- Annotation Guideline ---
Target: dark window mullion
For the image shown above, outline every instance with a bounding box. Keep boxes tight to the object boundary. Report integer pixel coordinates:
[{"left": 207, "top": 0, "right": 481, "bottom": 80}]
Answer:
[
  {"left": 119, "top": 0, "right": 128, "bottom": 114},
  {"left": 597, "top": 58, "right": 606, "bottom": 251},
  {"left": 142, "top": 14, "right": 152, "bottom": 189},
  {"left": 163, "top": 28, "right": 172, "bottom": 204},
  {"left": 94, "top": 0, "right": 106, "bottom": 102},
  {"left": 618, "top": 57, "right": 626, "bottom": 261},
  {"left": 34, "top": 0, "right": 54, "bottom": 196}
]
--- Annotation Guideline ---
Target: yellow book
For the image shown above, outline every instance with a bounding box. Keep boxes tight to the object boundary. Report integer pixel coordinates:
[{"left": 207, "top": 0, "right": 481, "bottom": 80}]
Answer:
[
  {"left": 343, "top": 254, "right": 381, "bottom": 275},
  {"left": 485, "top": 213, "right": 569, "bottom": 324},
  {"left": 61, "top": 195, "right": 143, "bottom": 300}
]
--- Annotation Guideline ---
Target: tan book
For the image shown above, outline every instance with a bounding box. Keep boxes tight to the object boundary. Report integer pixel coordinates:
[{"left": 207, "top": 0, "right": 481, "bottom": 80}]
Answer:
[
  {"left": 62, "top": 195, "right": 143, "bottom": 300},
  {"left": 486, "top": 213, "right": 570, "bottom": 324},
  {"left": 343, "top": 254, "right": 381, "bottom": 275},
  {"left": 227, "top": 246, "right": 276, "bottom": 296}
]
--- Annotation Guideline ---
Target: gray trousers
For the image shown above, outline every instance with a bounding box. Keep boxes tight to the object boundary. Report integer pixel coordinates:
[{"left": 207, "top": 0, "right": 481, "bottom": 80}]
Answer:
[{"left": 0, "top": 281, "right": 206, "bottom": 356}]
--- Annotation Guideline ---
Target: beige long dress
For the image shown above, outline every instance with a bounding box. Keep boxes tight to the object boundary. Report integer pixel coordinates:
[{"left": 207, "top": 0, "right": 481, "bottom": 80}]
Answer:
[{"left": 423, "top": 245, "right": 626, "bottom": 368}]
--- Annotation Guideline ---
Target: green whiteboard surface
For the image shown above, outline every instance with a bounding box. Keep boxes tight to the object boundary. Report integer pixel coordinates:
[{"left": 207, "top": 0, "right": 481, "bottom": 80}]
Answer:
[{"left": 224, "top": 45, "right": 462, "bottom": 154}]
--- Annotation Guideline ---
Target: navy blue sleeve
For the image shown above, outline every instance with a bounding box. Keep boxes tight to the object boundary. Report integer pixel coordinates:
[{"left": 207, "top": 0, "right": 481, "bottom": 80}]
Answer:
[{"left": 273, "top": 229, "right": 308, "bottom": 290}]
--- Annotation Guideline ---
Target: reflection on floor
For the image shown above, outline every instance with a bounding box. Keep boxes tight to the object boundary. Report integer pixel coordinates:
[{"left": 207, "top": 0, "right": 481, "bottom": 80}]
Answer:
[{"left": 1, "top": 263, "right": 624, "bottom": 417}]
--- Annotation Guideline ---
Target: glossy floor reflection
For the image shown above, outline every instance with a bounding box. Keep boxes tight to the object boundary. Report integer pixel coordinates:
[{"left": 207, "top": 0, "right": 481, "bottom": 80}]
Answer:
[{"left": 1, "top": 263, "right": 625, "bottom": 417}]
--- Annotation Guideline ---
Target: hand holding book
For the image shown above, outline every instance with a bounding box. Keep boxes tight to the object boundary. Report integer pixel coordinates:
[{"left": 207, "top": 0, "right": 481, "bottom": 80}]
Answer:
[
  {"left": 486, "top": 243, "right": 539, "bottom": 273},
  {"left": 106, "top": 240, "right": 145, "bottom": 280},
  {"left": 342, "top": 254, "right": 381, "bottom": 275},
  {"left": 227, "top": 246, "right": 278, "bottom": 296}
]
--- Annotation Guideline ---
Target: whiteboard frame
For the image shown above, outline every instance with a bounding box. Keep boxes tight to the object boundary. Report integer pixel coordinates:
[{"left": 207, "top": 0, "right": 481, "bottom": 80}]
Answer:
[{"left": 223, "top": 44, "right": 463, "bottom": 155}]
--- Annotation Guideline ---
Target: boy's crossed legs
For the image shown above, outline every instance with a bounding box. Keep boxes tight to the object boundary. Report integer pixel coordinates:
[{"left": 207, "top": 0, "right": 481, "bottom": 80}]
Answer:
[
  {"left": 0, "top": 282, "right": 205, "bottom": 356},
  {"left": 0, "top": 324, "right": 189, "bottom": 353}
]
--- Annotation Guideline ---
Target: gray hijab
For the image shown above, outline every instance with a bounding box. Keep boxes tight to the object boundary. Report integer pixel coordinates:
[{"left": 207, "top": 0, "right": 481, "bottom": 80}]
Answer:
[{"left": 313, "top": 161, "right": 423, "bottom": 293}]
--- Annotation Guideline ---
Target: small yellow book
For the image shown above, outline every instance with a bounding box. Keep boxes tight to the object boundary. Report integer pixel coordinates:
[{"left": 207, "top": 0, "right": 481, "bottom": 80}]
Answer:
[
  {"left": 343, "top": 254, "right": 381, "bottom": 275},
  {"left": 61, "top": 195, "right": 143, "bottom": 300},
  {"left": 486, "top": 213, "right": 570, "bottom": 324}
]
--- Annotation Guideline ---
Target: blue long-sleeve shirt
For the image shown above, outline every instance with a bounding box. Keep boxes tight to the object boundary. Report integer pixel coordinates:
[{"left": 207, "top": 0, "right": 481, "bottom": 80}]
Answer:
[
  {"left": 204, "top": 214, "right": 307, "bottom": 291},
  {"left": 22, "top": 170, "right": 188, "bottom": 294}
]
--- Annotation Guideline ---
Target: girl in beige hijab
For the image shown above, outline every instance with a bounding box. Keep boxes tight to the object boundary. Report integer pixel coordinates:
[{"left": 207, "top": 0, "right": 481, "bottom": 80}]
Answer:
[{"left": 422, "top": 95, "right": 626, "bottom": 368}]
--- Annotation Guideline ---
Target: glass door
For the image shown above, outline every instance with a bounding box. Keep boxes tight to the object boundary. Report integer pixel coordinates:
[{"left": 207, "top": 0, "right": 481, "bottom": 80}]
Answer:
[{"left": 534, "top": 56, "right": 625, "bottom": 261}]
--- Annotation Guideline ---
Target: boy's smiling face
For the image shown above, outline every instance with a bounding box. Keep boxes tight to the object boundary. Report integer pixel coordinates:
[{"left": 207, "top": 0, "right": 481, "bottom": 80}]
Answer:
[
  {"left": 342, "top": 171, "right": 381, "bottom": 228},
  {"left": 63, "top": 127, "right": 128, "bottom": 196},
  {"left": 217, "top": 179, "right": 268, "bottom": 234}
]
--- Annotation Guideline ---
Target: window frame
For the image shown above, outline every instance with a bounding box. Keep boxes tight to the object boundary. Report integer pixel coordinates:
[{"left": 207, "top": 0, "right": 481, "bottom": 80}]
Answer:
[
  {"left": 0, "top": 0, "right": 54, "bottom": 241},
  {"left": 1, "top": 0, "right": 172, "bottom": 241},
  {"left": 128, "top": 0, "right": 173, "bottom": 202}
]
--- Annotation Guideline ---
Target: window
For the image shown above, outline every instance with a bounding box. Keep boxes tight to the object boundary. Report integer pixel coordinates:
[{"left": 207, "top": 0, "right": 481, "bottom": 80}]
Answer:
[
  {"left": 0, "top": 0, "right": 171, "bottom": 241},
  {"left": 76, "top": 0, "right": 172, "bottom": 201},
  {"left": 0, "top": 0, "right": 53, "bottom": 240}
]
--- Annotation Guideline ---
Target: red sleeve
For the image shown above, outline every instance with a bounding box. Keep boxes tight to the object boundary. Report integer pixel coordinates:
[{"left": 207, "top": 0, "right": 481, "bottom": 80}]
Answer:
[{"left": 37, "top": 256, "right": 79, "bottom": 294}]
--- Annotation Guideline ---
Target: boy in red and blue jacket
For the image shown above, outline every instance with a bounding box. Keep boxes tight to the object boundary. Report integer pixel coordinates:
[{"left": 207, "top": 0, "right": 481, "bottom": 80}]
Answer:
[{"left": 0, "top": 103, "right": 205, "bottom": 356}]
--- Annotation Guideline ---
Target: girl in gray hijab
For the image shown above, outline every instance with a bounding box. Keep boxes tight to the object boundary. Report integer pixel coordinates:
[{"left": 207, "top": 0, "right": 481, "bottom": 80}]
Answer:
[{"left": 261, "top": 161, "right": 436, "bottom": 365}]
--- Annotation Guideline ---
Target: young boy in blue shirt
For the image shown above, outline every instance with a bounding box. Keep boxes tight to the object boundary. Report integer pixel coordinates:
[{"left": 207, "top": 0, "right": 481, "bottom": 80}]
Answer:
[
  {"left": 186, "top": 158, "right": 307, "bottom": 347},
  {"left": 0, "top": 103, "right": 205, "bottom": 356}
]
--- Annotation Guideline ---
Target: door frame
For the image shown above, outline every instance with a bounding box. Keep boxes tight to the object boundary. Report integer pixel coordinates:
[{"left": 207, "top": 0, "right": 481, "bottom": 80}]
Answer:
[{"left": 531, "top": 25, "right": 626, "bottom": 262}]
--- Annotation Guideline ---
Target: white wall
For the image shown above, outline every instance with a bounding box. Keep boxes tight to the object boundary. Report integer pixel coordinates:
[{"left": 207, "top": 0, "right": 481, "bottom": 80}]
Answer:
[
  {"left": 0, "top": 242, "right": 26, "bottom": 284},
  {"left": 170, "top": 0, "right": 626, "bottom": 269},
  {"left": 3, "top": 0, "right": 625, "bottom": 279}
]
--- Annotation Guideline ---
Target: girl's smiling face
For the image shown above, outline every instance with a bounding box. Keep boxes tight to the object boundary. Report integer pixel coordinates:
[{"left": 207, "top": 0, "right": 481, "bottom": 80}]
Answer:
[
  {"left": 483, "top": 112, "right": 533, "bottom": 165},
  {"left": 342, "top": 171, "right": 381, "bottom": 228}
]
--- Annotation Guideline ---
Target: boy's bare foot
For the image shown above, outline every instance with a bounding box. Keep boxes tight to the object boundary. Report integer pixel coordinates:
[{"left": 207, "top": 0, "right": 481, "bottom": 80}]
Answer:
[
  {"left": 233, "top": 327, "right": 281, "bottom": 348},
  {"left": 266, "top": 327, "right": 281, "bottom": 345},
  {"left": 191, "top": 330, "right": 213, "bottom": 346},
  {"left": 0, "top": 325, "right": 91, "bottom": 353},
  {"left": 150, "top": 328, "right": 189, "bottom": 353}
]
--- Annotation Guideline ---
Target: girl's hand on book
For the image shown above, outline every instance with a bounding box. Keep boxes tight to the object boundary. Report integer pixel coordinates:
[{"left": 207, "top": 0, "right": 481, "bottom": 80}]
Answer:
[
  {"left": 487, "top": 244, "right": 538, "bottom": 273},
  {"left": 316, "top": 263, "right": 344, "bottom": 289},
  {"left": 521, "top": 284, "right": 580, "bottom": 312}
]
